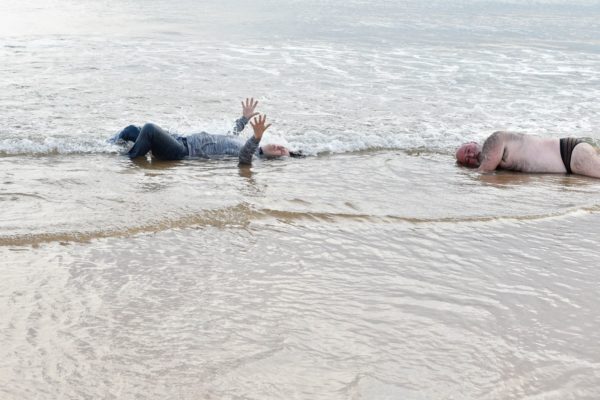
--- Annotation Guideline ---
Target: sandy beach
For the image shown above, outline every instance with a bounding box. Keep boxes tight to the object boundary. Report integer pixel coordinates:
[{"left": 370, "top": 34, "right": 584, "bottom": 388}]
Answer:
[{"left": 1, "top": 0, "right": 600, "bottom": 398}]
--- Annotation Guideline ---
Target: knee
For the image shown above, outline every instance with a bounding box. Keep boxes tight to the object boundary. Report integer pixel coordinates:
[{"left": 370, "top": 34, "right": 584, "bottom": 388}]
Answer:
[
  {"left": 117, "top": 125, "right": 141, "bottom": 141},
  {"left": 123, "top": 124, "right": 141, "bottom": 134},
  {"left": 139, "top": 123, "right": 163, "bottom": 141},
  {"left": 141, "top": 122, "right": 159, "bottom": 134}
]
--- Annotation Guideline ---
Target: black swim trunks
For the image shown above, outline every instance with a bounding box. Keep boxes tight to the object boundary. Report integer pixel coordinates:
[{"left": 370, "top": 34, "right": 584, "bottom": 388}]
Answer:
[{"left": 559, "top": 137, "right": 583, "bottom": 174}]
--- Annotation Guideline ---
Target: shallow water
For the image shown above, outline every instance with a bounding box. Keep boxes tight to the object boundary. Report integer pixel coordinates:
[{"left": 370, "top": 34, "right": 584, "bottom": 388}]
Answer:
[
  {"left": 3, "top": 151, "right": 600, "bottom": 399},
  {"left": 2, "top": 0, "right": 600, "bottom": 399},
  {"left": 3, "top": 172, "right": 600, "bottom": 399},
  {"left": 3, "top": 151, "right": 600, "bottom": 246}
]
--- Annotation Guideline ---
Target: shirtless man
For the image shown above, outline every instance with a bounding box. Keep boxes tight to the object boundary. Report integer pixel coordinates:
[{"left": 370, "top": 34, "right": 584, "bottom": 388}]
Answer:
[{"left": 455, "top": 132, "right": 600, "bottom": 178}]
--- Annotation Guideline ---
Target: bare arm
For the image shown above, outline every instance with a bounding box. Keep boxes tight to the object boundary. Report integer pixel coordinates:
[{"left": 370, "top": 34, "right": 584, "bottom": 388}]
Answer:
[{"left": 478, "top": 131, "right": 507, "bottom": 172}]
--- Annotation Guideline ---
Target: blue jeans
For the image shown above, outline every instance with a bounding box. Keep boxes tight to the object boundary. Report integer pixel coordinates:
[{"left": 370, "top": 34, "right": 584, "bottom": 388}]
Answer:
[{"left": 116, "top": 123, "right": 188, "bottom": 160}]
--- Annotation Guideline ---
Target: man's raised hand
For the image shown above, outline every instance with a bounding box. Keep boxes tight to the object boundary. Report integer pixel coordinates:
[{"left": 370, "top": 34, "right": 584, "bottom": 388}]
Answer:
[
  {"left": 242, "top": 97, "right": 259, "bottom": 119},
  {"left": 250, "top": 114, "right": 271, "bottom": 141}
]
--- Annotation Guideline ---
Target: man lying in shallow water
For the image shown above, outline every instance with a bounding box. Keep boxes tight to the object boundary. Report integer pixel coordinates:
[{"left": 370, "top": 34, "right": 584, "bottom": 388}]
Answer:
[
  {"left": 110, "top": 98, "right": 298, "bottom": 164},
  {"left": 456, "top": 131, "right": 600, "bottom": 179}
]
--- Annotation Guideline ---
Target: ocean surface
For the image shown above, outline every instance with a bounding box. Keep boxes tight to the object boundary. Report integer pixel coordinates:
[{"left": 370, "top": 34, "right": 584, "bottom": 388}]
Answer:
[{"left": 1, "top": 0, "right": 600, "bottom": 399}]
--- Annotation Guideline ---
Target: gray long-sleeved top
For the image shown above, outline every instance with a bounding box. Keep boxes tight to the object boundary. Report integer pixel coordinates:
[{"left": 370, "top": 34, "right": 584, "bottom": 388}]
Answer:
[{"left": 183, "top": 116, "right": 261, "bottom": 164}]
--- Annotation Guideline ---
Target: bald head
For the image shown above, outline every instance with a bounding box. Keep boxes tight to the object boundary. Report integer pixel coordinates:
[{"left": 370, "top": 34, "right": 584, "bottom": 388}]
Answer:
[
  {"left": 455, "top": 142, "right": 482, "bottom": 168},
  {"left": 260, "top": 144, "right": 290, "bottom": 158}
]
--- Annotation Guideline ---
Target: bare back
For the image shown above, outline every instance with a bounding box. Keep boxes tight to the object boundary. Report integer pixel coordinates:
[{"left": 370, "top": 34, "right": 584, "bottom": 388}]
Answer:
[{"left": 483, "top": 132, "right": 567, "bottom": 173}]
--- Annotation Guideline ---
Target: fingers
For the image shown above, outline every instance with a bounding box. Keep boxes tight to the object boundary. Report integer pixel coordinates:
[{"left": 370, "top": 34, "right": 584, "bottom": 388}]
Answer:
[
  {"left": 252, "top": 114, "right": 265, "bottom": 125},
  {"left": 243, "top": 97, "right": 258, "bottom": 109},
  {"left": 250, "top": 114, "right": 272, "bottom": 142},
  {"left": 251, "top": 115, "right": 269, "bottom": 127}
]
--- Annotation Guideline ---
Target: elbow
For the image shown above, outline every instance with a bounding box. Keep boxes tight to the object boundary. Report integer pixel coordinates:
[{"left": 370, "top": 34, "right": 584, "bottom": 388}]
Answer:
[{"left": 477, "top": 164, "right": 496, "bottom": 173}]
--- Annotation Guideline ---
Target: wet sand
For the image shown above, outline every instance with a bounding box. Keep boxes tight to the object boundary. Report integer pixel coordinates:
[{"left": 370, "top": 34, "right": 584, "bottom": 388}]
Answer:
[
  {"left": 4, "top": 151, "right": 600, "bottom": 245},
  {"left": 2, "top": 152, "right": 600, "bottom": 399},
  {"left": 2, "top": 0, "right": 600, "bottom": 397}
]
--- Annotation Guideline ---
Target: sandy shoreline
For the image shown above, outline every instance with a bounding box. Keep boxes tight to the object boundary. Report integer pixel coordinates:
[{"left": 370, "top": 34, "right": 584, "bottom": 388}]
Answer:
[
  {"left": 3, "top": 195, "right": 600, "bottom": 398},
  {"left": 3, "top": 152, "right": 600, "bottom": 398},
  {"left": 2, "top": 0, "right": 600, "bottom": 397},
  {"left": 2, "top": 151, "right": 600, "bottom": 246}
]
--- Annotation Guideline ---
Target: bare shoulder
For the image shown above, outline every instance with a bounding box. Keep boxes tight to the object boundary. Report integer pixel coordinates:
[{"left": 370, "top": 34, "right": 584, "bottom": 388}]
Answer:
[
  {"left": 488, "top": 131, "right": 524, "bottom": 140},
  {"left": 483, "top": 131, "right": 524, "bottom": 147}
]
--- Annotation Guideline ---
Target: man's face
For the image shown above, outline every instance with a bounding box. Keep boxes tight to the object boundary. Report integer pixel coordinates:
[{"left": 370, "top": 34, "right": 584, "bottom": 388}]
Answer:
[
  {"left": 261, "top": 144, "right": 290, "bottom": 158},
  {"left": 456, "top": 142, "right": 481, "bottom": 167}
]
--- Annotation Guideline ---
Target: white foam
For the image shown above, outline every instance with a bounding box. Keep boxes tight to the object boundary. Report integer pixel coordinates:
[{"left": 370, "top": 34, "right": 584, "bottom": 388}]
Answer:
[
  {"left": 0, "top": 137, "right": 121, "bottom": 156},
  {"left": 0, "top": 1, "right": 598, "bottom": 158}
]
